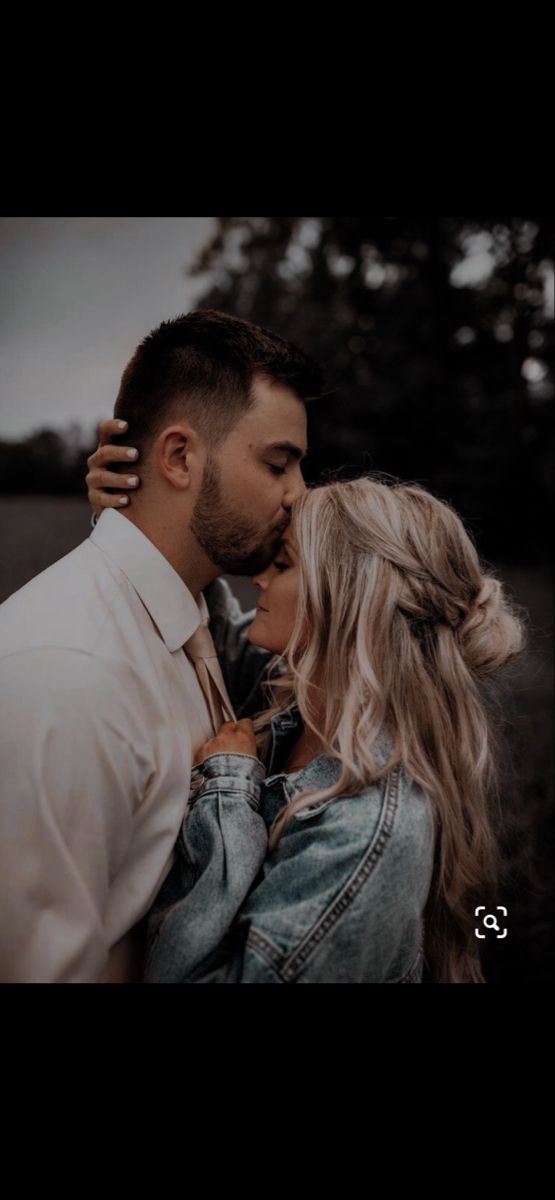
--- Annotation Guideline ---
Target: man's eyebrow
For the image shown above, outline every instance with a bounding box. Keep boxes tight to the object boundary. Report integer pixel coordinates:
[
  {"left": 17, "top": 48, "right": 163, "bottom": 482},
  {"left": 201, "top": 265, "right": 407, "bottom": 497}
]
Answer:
[{"left": 264, "top": 442, "right": 307, "bottom": 461}]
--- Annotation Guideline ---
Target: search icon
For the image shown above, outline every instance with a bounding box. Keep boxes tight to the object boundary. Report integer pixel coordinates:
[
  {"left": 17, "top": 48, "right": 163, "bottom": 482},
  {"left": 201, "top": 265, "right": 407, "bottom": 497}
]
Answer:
[{"left": 483, "top": 914, "right": 500, "bottom": 931}]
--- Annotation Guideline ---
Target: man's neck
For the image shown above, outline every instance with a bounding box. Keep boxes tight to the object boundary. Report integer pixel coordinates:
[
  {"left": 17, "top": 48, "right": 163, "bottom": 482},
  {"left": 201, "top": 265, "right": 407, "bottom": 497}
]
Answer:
[{"left": 119, "top": 507, "right": 220, "bottom": 602}]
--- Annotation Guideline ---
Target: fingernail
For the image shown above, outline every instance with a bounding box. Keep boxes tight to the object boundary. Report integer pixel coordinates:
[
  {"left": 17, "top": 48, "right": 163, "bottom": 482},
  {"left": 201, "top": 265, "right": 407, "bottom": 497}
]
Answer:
[
  {"left": 127, "top": 448, "right": 138, "bottom": 459},
  {"left": 118, "top": 495, "right": 129, "bottom": 505},
  {"left": 118, "top": 420, "right": 128, "bottom": 430},
  {"left": 127, "top": 476, "right": 138, "bottom": 486}
]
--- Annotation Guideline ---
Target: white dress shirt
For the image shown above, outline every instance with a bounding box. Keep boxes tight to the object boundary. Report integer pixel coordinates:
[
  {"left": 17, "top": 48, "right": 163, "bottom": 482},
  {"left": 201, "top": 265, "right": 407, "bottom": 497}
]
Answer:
[{"left": 0, "top": 509, "right": 215, "bottom": 983}]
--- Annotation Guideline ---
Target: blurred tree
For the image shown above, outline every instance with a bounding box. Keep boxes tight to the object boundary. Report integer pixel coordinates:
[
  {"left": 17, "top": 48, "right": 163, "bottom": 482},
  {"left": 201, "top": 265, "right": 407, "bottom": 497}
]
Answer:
[
  {"left": 2, "top": 218, "right": 552, "bottom": 562},
  {"left": 191, "top": 217, "right": 554, "bottom": 563},
  {"left": 0, "top": 427, "right": 91, "bottom": 494}
]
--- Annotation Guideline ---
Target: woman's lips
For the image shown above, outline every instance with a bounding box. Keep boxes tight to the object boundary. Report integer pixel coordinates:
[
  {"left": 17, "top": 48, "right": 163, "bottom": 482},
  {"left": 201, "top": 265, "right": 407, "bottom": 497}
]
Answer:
[{"left": 257, "top": 605, "right": 269, "bottom": 612}]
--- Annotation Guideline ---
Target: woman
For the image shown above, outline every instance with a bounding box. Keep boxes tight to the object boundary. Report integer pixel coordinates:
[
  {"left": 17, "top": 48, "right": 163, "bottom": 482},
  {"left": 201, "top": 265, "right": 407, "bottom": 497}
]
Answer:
[{"left": 86, "top": 428, "right": 525, "bottom": 983}]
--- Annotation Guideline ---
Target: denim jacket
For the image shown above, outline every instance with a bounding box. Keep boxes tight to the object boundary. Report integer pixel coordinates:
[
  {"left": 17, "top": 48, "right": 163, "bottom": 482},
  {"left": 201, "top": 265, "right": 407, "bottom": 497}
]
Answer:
[{"left": 143, "top": 579, "right": 436, "bottom": 984}]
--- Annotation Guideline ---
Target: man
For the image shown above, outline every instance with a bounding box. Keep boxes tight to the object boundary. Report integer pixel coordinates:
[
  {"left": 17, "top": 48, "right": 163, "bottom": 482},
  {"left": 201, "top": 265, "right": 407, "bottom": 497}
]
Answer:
[{"left": 0, "top": 309, "right": 322, "bottom": 982}]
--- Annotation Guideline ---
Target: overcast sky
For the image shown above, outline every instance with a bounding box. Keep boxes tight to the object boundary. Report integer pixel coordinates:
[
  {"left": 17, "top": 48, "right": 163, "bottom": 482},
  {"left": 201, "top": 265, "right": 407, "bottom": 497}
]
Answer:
[{"left": 0, "top": 217, "right": 216, "bottom": 441}]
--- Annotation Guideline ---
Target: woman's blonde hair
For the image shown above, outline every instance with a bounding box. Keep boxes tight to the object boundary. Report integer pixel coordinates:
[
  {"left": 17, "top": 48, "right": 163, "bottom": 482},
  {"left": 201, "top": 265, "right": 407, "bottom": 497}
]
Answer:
[{"left": 253, "top": 476, "right": 526, "bottom": 983}]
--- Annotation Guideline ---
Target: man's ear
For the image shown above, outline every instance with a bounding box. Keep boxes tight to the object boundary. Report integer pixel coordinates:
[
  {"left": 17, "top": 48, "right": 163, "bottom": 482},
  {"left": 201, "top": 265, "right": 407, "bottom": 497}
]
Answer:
[{"left": 155, "top": 424, "right": 201, "bottom": 491}]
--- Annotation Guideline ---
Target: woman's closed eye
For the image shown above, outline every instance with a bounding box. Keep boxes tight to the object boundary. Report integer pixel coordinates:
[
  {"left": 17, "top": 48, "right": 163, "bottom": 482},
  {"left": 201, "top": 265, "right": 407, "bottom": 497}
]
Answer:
[{"left": 273, "top": 559, "right": 290, "bottom": 572}]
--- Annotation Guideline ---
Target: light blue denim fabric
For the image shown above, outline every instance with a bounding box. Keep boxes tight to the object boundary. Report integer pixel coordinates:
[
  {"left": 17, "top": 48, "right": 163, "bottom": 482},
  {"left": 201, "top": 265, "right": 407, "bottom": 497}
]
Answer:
[{"left": 143, "top": 579, "right": 436, "bottom": 983}]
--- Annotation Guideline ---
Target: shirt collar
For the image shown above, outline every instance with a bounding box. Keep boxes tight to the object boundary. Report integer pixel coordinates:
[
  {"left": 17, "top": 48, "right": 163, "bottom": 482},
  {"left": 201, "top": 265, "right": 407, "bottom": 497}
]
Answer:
[{"left": 90, "top": 509, "right": 209, "bottom": 652}]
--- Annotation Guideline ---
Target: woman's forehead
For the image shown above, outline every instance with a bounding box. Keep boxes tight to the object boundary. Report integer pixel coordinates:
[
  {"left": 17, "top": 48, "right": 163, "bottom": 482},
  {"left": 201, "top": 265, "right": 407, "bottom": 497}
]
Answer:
[{"left": 281, "top": 533, "right": 297, "bottom": 555}]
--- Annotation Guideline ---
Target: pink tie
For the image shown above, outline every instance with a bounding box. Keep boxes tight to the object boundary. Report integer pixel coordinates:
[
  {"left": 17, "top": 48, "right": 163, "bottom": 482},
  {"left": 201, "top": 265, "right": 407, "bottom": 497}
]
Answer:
[{"left": 184, "top": 623, "right": 236, "bottom": 734}]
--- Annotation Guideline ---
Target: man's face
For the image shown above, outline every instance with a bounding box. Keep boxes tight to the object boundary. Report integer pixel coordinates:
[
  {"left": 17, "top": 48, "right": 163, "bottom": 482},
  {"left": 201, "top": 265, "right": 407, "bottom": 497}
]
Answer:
[{"left": 191, "top": 374, "right": 308, "bottom": 574}]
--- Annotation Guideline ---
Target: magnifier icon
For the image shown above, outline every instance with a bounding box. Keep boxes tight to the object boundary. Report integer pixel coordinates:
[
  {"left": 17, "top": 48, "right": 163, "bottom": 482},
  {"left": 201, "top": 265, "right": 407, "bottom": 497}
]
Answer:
[{"left": 483, "top": 914, "right": 500, "bottom": 931}]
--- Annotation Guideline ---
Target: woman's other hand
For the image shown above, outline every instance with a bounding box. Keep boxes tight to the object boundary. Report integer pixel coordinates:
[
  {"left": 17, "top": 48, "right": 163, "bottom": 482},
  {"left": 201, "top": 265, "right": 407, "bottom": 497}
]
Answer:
[{"left": 192, "top": 720, "right": 258, "bottom": 767}]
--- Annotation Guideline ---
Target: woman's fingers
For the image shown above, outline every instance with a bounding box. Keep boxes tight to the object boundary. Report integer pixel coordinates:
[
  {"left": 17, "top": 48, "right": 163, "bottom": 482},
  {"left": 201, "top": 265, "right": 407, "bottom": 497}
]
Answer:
[
  {"left": 88, "top": 488, "right": 131, "bottom": 511},
  {"left": 86, "top": 424, "right": 140, "bottom": 513},
  {"left": 97, "top": 418, "right": 129, "bottom": 446},
  {"left": 86, "top": 467, "right": 140, "bottom": 491},
  {"left": 86, "top": 443, "right": 139, "bottom": 470},
  {"left": 191, "top": 720, "right": 257, "bottom": 766},
  {"left": 85, "top": 442, "right": 140, "bottom": 516}
]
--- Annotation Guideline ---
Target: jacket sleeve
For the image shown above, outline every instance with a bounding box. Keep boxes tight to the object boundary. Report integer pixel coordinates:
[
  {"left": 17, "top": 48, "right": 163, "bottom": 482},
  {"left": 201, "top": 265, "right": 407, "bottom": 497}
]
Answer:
[
  {"left": 203, "top": 577, "right": 275, "bottom": 718},
  {"left": 143, "top": 751, "right": 271, "bottom": 982},
  {"left": 143, "top": 757, "right": 428, "bottom": 984}
]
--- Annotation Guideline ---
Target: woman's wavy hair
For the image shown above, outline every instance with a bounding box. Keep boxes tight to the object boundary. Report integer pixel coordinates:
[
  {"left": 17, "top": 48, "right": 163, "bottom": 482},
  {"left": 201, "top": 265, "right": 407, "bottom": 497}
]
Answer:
[{"left": 253, "top": 476, "right": 526, "bottom": 983}]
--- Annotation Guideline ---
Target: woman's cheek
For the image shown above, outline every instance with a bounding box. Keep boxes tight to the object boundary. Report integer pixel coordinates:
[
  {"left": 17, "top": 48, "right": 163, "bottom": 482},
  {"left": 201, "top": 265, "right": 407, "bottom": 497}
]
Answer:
[
  {"left": 247, "top": 614, "right": 270, "bottom": 648},
  {"left": 247, "top": 619, "right": 260, "bottom": 644}
]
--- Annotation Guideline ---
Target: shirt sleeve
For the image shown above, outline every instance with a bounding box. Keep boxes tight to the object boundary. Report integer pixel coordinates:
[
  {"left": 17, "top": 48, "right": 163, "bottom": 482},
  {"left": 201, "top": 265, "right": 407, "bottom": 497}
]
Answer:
[
  {"left": 203, "top": 578, "right": 275, "bottom": 718},
  {"left": 0, "top": 647, "right": 155, "bottom": 983}
]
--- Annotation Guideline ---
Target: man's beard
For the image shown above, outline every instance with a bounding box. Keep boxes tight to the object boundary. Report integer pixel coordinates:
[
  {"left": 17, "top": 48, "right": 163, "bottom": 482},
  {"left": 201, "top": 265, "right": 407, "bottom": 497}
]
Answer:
[{"left": 191, "top": 456, "right": 281, "bottom": 575}]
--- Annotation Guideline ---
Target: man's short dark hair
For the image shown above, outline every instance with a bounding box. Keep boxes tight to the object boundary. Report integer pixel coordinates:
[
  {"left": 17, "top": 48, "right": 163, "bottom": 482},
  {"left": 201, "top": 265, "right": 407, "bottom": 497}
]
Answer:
[{"left": 113, "top": 309, "right": 323, "bottom": 456}]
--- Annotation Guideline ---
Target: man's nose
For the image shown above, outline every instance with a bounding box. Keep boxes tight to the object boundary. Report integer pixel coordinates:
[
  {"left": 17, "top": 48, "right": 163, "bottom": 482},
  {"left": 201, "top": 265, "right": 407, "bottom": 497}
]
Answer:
[{"left": 283, "top": 473, "right": 307, "bottom": 508}]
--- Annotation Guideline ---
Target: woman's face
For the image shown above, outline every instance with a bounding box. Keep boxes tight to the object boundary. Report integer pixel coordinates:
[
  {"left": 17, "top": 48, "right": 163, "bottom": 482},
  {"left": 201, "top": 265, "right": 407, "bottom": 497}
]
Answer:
[{"left": 248, "top": 531, "right": 300, "bottom": 654}]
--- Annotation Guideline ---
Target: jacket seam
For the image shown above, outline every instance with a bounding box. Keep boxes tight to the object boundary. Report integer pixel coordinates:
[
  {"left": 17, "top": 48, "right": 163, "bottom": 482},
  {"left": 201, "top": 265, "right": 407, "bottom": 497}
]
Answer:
[
  {"left": 188, "top": 784, "right": 262, "bottom": 812},
  {"left": 392, "top": 945, "right": 425, "bottom": 984},
  {"left": 253, "top": 765, "right": 402, "bottom": 983},
  {"left": 245, "top": 927, "right": 287, "bottom": 975}
]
